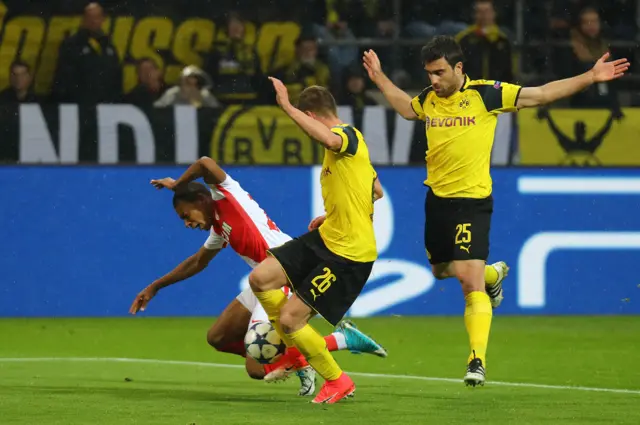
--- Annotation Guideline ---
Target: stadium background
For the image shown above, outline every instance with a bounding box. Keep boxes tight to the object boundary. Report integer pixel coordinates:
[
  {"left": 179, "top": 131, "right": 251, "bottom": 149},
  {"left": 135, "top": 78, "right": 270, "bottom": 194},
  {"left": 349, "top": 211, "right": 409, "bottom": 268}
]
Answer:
[
  {"left": 2, "top": 2, "right": 640, "bottom": 424},
  {"left": 1, "top": 0, "right": 639, "bottom": 318}
]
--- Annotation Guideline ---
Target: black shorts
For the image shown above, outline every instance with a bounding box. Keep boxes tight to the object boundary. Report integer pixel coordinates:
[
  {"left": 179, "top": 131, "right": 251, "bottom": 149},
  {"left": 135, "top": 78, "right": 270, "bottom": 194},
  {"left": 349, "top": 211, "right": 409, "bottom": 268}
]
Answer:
[
  {"left": 267, "top": 229, "right": 373, "bottom": 326},
  {"left": 424, "top": 189, "right": 493, "bottom": 264}
]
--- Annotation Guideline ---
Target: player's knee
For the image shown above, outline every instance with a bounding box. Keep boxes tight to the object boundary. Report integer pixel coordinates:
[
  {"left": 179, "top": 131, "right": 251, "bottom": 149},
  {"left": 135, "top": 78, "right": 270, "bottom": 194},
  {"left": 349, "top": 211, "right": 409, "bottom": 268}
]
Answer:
[
  {"left": 206, "top": 328, "right": 225, "bottom": 351},
  {"left": 249, "top": 259, "right": 282, "bottom": 292},
  {"left": 248, "top": 267, "right": 268, "bottom": 292},
  {"left": 431, "top": 264, "right": 452, "bottom": 280}
]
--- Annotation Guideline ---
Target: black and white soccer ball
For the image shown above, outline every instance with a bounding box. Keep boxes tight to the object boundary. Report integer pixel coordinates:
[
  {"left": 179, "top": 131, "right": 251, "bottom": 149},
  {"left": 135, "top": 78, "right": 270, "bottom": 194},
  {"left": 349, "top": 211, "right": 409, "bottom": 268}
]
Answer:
[{"left": 244, "top": 321, "right": 286, "bottom": 364}]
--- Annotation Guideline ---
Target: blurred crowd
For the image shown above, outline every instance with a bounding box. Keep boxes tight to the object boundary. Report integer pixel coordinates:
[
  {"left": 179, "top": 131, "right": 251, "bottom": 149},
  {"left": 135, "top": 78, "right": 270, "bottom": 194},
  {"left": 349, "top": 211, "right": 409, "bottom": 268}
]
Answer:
[{"left": 0, "top": 0, "right": 636, "bottom": 109}]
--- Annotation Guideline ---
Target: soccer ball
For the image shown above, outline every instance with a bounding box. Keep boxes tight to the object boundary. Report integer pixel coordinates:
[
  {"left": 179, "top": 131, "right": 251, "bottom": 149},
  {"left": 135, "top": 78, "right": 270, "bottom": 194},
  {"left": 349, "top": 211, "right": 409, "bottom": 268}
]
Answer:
[{"left": 244, "top": 321, "right": 286, "bottom": 364}]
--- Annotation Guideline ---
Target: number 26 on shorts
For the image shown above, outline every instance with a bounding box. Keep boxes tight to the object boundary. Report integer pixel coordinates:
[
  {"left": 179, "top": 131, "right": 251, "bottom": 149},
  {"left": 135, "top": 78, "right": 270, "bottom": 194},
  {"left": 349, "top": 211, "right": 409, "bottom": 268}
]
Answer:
[
  {"left": 455, "top": 223, "right": 472, "bottom": 244},
  {"left": 310, "top": 267, "right": 336, "bottom": 301}
]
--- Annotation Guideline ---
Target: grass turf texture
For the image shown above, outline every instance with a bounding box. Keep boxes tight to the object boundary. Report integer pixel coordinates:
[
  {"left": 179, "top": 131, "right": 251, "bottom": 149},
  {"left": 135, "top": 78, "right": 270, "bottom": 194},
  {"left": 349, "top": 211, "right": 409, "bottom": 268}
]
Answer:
[{"left": 0, "top": 317, "right": 639, "bottom": 425}]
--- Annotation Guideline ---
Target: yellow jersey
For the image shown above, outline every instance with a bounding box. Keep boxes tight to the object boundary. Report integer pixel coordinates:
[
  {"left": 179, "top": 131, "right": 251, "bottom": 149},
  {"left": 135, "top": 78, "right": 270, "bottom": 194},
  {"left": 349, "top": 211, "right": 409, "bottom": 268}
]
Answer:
[
  {"left": 318, "top": 124, "right": 378, "bottom": 263},
  {"left": 411, "top": 76, "right": 521, "bottom": 198}
]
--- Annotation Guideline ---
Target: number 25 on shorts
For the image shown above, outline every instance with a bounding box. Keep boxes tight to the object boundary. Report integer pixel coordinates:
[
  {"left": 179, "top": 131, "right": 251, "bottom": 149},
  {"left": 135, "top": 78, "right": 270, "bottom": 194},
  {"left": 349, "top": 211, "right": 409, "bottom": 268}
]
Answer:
[
  {"left": 455, "top": 223, "right": 472, "bottom": 244},
  {"left": 310, "top": 267, "right": 336, "bottom": 301}
]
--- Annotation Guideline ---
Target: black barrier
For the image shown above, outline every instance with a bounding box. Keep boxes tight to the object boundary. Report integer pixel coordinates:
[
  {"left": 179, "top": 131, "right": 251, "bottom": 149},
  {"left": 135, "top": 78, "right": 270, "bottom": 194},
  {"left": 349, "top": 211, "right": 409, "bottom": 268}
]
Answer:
[{"left": 0, "top": 104, "right": 429, "bottom": 165}]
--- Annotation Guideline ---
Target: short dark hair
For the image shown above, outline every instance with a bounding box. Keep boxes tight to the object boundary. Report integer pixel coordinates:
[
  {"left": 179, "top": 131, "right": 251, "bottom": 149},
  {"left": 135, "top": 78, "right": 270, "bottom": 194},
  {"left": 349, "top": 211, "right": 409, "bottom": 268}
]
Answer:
[
  {"left": 421, "top": 36, "right": 465, "bottom": 68},
  {"left": 298, "top": 85, "right": 337, "bottom": 117},
  {"left": 172, "top": 182, "right": 211, "bottom": 207},
  {"left": 10, "top": 60, "right": 30, "bottom": 74}
]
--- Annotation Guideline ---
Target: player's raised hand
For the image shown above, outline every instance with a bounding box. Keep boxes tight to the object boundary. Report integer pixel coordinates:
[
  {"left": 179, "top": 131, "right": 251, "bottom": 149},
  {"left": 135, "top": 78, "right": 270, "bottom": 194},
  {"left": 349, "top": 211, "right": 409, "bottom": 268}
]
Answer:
[
  {"left": 363, "top": 49, "right": 383, "bottom": 83},
  {"left": 269, "top": 76, "right": 291, "bottom": 109},
  {"left": 308, "top": 215, "right": 326, "bottom": 231},
  {"left": 129, "top": 285, "right": 158, "bottom": 315},
  {"left": 150, "top": 177, "right": 177, "bottom": 190},
  {"left": 592, "top": 52, "right": 630, "bottom": 82}
]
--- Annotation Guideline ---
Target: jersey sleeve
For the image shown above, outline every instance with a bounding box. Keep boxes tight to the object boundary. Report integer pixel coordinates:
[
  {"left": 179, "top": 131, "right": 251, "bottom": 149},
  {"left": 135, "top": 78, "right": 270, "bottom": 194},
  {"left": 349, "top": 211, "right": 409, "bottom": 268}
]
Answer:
[
  {"left": 478, "top": 81, "right": 522, "bottom": 114},
  {"left": 498, "top": 82, "right": 522, "bottom": 113},
  {"left": 411, "top": 88, "right": 430, "bottom": 121},
  {"left": 203, "top": 229, "right": 227, "bottom": 250},
  {"left": 331, "top": 125, "right": 360, "bottom": 156}
]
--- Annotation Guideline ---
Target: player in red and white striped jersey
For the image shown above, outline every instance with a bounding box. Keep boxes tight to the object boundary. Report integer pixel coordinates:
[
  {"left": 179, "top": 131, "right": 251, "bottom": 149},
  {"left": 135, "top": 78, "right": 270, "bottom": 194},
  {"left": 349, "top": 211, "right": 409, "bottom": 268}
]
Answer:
[{"left": 129, "top": 157, "right": 387, "bottom": 397}]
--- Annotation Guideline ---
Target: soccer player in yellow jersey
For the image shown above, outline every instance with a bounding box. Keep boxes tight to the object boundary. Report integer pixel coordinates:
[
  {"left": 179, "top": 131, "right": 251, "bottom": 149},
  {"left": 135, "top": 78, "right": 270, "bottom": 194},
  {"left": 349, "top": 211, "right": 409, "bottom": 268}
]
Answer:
[
  {"left": 364, "top": 35, "right": 629, "bottom": 386},
  {"left": 249, "top": 77, "right": 382, "bottom": 404}
]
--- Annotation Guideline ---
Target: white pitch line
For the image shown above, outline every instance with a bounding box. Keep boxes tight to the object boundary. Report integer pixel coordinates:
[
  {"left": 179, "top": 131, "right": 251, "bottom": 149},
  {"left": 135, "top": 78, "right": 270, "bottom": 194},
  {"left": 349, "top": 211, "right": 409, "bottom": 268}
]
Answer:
[{"left": 1, "top": 357, "right": 639, "bottom": 395}]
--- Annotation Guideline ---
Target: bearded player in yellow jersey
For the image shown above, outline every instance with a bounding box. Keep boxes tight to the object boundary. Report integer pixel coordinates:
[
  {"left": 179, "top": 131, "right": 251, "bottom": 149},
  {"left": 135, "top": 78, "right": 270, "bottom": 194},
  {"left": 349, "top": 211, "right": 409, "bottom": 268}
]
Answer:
[
  {"left": 249, "top": 78, "right": 381, "bottom": 404},
  {"left": 364, "top": 35, "right": 629, "bottom": 386}
]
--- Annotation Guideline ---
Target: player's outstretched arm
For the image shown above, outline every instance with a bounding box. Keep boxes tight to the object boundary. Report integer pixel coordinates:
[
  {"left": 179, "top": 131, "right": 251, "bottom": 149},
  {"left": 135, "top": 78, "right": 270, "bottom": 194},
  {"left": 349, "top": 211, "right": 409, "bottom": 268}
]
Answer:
[
  {"left": 129, "top": 247, "right": 219, "bottom": 314},
  {"left": 363, "top": 50, "right": 418, "bottom": 120},
  {"left": 151, "top": 157, "right": 227, "bottom": 191},
  {"left": 517, "top": 52, "right": 629, "bottom": 109},
  {"left": 269, "top": 76, "right": 343, "bottom": 151},
  {"left": 176, "top": 157, "right": 227, "bottom": 186}
]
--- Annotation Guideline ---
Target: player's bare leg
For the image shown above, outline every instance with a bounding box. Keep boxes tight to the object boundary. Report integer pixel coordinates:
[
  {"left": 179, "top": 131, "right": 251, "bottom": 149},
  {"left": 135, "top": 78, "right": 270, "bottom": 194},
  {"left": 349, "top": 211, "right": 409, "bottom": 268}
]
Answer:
[
  {"left": 248, "top": 258, "right": 316, "bottom": 393},
  {"left": 249, "top": 257, "right": 295, "bottom": 344},
  {"left": 433, "top": 260, "right": 491, "bottom": 387},
  {"left": 207, "top": 298, "right": 290, "bottom": 381},
  {"left": 206, "top": 299, "right": 252, "bottom": 357}
]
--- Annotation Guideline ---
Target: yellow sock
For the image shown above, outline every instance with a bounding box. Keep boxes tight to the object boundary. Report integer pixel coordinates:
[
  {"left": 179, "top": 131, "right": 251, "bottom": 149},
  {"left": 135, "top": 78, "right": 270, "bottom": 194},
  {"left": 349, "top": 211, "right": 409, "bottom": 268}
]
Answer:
[
  {"left": 464, "top": 291, "right": 493, "bottom": 365},
  {"left": 253, "top": 289, "right": 293, "bottom": 347},
  {"left": 484, "top": 265, "right": 499, "bottom": 286},
  {"left": 288, "top": 325, "right": 342, "bottom": 381}
]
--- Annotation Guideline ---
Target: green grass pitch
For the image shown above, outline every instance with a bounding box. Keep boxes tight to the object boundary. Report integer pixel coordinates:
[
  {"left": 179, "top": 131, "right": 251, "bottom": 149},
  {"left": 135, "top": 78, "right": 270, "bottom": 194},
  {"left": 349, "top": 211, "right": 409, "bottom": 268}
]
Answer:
[{"left": 1, "top": 316, "right": 639, "bottom": 425}]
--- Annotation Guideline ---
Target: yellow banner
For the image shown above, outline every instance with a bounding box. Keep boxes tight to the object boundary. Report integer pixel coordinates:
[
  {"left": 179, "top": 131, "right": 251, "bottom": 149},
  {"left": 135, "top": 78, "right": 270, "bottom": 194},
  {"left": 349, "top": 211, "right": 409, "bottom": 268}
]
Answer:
[
  {"left": 0, "top": 6, "right": 300, "bottom": 94},
  {"left": 519, "top": 108, "right": 640, "bottom": 166},
  {"left": 210, "top": 106, "right": 325, "bottom": 165}
]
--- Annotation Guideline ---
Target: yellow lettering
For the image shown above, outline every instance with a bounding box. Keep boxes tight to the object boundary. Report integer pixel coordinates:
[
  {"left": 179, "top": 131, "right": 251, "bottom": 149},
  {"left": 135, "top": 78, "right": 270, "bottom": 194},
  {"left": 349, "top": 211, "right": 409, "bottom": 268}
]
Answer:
[
  {"left": 256, "top": 22, "right": 300, "bottom": 73},
  {"left": 128, "top": 18, "right": 174, "bottom": 90},
  {"left": 162, "top": 66, "right": 181, "bottom": 90},
  {"left": 455, "top": 223, "right": 472, "bottom": 244},
  {"left": 0, "top": 17, "right": 46, "bottom": 91},
  {"left": 109, "top": 16, "right": 136, "bottom": 93},
  {"left": 130, "top": 17, "right": 173, "bottom": 67},
  {"left": 101, "top": 17, "right": 112, "bottom": 35},
  {"left": 0, "top": 2, "right": 8, "bottom": 34},
  {"left": 110, "top": 16, "right": 134, "bottom": 61},
  {"left": 172, "top": 19, "right": 214, "bottom": 68},
  {"left": 165, "top": 19, "right": 215, "bottom": 86},
  {"left": 311, "top": 267, "right": 336, "bottom": 294},
  {"left": 34, "top": 16, "right": 80, "bottom": 94}
]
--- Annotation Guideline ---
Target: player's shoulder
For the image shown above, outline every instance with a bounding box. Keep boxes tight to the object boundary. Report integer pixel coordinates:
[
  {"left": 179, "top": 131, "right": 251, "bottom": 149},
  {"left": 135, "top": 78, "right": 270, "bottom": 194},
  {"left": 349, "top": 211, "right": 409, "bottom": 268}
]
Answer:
[
  {"left": 465, "top": 79, "right": 513, "bottom": 106},
  {"left": 332, "top": 123, "right": 365, "bottom": 141},
  {"left": 467, "top": 79, "right": 520, "bottom": 90},
  {"left": 414, "top": 86, "right": 434, "bottom": 104},
  {"left": 208, "top": 173, "right": 243, "bottom": 200},
  {"left": 466, "top": 79, "right": 502, "bottom": 89},
  {"left": 331, "top": 123, "right": 368, "bottom": 157}
]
